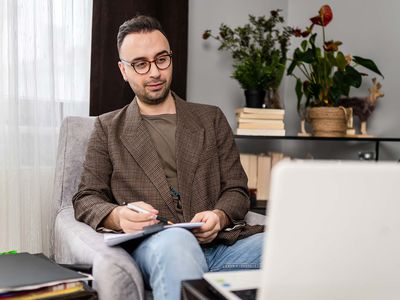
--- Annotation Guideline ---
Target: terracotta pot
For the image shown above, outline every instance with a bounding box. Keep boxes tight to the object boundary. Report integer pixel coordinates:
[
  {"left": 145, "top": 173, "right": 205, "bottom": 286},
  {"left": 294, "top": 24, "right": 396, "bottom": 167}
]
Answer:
[{"left": 308, "top": 107, "right": 348, "bottom": 137}]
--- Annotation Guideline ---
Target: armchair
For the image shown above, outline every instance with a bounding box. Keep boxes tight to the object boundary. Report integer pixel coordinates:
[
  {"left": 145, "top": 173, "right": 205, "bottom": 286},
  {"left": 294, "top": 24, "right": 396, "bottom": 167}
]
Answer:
[{"left": 52, "top": 116, "right": 265, "bottom": 300}]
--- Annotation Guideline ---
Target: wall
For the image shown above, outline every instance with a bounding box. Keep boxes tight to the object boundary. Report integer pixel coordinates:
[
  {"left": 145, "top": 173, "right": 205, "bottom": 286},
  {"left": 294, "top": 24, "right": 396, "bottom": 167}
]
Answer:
[
  {"left": 187, "top": 0, "right": 287, "bottom": 126},
  {"left": 187, "top": 0, "right": 400, "bottom": 160}
]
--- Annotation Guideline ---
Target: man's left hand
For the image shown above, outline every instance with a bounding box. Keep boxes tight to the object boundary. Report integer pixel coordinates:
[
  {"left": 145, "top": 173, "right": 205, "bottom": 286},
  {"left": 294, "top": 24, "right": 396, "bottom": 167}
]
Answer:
[{"left": 190, "top": 209, "right": 228, "bottom": 244}]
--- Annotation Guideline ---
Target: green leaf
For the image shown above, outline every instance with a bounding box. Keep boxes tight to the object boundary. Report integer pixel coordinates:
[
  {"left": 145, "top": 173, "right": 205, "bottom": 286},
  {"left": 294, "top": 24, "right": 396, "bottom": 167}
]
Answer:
[
  {"left": 301, "top": 40, "right": 308, "bottom": 51},
  {"left": 309, "top": 83, "right": 321, "bottom": 103},
  {"left": 329, "top": 81, "right": 343, "bottom": 105},
  {"left": 333, "top": 74, "right": 349, "bottom": 96},
  {"left": 353, "top": 56, "right": 384, "bottom": 78},
  {"left": 344, "top": 65, "right": 362, "bottom": 88},
  {"left": 273, "top": 63, "right": 285, "bottom": 89},
  {"left": 326, "top": 52, "right": 336, "bottom": 67},
  {"left": 309, "top": 33, "right": 317, "bottom": 47},
  {"left": 295, "top": 78, "right": 303, "bottom": 111},
  {"left": 336, "top": 52, "right": 347, "bottom": 70},
  {"left": 302, "top": 48, "right": 315, "bottom": 63},
  {"left": 287, "top": 59, "right": 297, "bottom": 75}
]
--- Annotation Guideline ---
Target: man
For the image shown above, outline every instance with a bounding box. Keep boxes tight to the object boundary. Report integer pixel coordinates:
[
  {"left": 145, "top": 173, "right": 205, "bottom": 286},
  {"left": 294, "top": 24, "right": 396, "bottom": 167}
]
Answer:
[{"left": 73, "top": 15, "right": 264, "bottom": 300}]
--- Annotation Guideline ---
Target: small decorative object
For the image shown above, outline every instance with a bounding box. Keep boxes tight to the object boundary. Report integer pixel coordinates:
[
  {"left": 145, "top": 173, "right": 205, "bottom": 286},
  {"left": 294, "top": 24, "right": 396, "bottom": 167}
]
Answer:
[
  {"left": 339, "top": 78, "right": 384, "bottom": 136},
  {"left": 203, "top": 10, "right": 291, "bottom": 108},
  {"left": 287, "top": 4, "right": 384, "bottom": 137}
]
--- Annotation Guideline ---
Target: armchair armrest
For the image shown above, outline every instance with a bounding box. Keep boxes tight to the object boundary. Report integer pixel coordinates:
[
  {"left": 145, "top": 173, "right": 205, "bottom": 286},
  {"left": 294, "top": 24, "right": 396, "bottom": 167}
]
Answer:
[
  {"left": 244, "top": 211, "right": 267, "bottom": 226},
  {"left": 54, "top": 207, "right": 146, "bottom": 300}
]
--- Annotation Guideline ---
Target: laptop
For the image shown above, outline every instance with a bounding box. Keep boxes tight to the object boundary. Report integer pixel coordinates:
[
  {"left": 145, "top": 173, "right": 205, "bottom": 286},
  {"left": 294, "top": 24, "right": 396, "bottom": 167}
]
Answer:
[{"left": 203, "top": 160, "right": 400, "bottom": 300}]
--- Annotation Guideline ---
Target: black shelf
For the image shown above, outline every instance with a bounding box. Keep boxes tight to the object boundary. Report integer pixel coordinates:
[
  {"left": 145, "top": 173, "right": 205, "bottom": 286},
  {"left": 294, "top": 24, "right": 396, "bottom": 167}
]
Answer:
[{"left": 234, "top": 135, "right": 400, "bottom": 161}]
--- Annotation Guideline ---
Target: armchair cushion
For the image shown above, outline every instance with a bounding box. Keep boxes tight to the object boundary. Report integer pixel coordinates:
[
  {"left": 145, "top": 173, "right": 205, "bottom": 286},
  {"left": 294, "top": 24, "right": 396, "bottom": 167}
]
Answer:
[{"left": 54, "top": 207, "right": 145, "bottom": 299}]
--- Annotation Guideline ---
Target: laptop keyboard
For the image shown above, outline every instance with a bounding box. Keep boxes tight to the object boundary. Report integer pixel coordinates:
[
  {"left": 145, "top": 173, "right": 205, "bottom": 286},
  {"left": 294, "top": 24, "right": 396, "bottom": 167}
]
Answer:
[{"left": 231, "top": 288, "right": 258, "bottom": 300}]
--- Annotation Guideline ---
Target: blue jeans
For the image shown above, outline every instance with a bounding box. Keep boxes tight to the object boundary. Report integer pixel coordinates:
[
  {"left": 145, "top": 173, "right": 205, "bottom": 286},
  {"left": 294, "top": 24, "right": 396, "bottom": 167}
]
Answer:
[{"left": 130, "top": 228, "right": 264, "bottom": 300}]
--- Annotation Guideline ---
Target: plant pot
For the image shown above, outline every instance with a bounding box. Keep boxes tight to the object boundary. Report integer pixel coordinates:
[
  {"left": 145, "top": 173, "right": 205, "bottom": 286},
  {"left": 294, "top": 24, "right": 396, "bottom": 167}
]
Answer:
[
  {"left": 244, "top": 90, "right": 266, "bottom": 108},
  {"left": 307, "top": 107, "right": 348, "bottom": 137}
]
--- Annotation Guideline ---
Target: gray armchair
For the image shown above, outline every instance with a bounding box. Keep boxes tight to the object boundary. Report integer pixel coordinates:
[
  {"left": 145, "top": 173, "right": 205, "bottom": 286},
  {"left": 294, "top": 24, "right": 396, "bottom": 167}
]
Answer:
[{"left": 52, "top": 116, "right": 265, "bottom": 300}]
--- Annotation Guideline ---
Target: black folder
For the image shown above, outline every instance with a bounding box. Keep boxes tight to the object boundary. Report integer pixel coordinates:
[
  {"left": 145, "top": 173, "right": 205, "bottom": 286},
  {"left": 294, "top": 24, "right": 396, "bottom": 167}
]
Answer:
[{"left": 0, "top": 253, "right": 90, "bottom": 293}]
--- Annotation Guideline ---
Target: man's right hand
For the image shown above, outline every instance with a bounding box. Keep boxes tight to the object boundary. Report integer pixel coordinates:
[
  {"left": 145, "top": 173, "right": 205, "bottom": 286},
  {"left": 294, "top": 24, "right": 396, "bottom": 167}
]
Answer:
[{"left": 103, "top": 201, "right": 159, "bottom": 233}]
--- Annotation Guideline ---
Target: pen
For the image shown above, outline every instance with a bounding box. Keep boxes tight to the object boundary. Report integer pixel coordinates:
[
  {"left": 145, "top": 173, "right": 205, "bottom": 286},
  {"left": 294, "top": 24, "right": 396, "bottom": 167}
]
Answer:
[{"left": 127, "top": 203, "right": 174, "bottom": 225}]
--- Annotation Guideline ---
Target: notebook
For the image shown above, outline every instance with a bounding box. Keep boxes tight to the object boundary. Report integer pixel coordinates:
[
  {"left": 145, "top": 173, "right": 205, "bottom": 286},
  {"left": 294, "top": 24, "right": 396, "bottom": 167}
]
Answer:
[
  {"left": 104, "top": 222, "right": 204, "bottom": 246},
  {"left": 204, "top": 160, "right": 400, "bottom": 300},
  {"left": 0, "top": 253, "right": 91, "bottom": 293}
]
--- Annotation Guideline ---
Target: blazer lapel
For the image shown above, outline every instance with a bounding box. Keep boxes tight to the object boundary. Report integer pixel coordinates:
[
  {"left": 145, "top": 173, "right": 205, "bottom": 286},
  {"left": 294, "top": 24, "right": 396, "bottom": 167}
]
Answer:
[
  {"left": 120, "top": 100, "right": 177, "bottom": 216},
  {"left": 175, "top": 97, "right": 204, "bottom": 221}
]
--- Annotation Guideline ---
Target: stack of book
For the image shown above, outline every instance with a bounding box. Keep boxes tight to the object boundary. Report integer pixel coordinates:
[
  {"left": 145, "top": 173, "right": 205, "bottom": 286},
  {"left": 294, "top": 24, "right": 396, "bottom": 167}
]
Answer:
[
  {"left": 236, "top": 107, "right": 285, "bottom": 136},
  {"left": 0, "top": 253, "right": 93, "bottom": 299},
  {"left": 240, "top": 152, "right": 289, "bottom": 206}
]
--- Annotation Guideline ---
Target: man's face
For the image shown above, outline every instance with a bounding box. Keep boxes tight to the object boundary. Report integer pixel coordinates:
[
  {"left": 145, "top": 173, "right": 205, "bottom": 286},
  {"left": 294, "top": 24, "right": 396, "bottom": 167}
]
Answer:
[{"left": 118, "top": 30, "right": 173, "bottom": 105}]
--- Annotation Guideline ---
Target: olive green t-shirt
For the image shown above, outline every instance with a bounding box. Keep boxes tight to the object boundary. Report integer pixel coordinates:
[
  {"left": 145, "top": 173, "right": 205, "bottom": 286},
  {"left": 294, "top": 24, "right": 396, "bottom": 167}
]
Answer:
[{"left": 142, "top": 114, "right": 183, "bottom": 217}]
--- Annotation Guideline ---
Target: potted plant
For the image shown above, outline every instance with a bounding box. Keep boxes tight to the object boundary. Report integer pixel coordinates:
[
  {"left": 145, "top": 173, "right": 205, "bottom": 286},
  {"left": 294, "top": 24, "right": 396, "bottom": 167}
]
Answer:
[
  {"left": 287, "top": 4, "right": 384, "bottom": 136},
  {"left": 203, "top": 10, "right": 291, "bottom": 108}
]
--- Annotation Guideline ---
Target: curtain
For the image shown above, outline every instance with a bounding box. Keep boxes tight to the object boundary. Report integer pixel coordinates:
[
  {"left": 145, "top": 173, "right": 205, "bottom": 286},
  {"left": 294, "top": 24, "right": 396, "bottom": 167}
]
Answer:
[
  {"left": 0, "top": 0, "right": 92, "bottom": 255},
  {"left": 90, "top": 0, "right": 188, "bottom": 116}
]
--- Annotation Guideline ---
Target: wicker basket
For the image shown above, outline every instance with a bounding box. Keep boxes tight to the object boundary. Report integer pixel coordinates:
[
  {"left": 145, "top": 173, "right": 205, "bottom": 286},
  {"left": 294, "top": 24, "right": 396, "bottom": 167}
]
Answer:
[{"left": 308, "top": 107, "right": 348, "bottom": 137}]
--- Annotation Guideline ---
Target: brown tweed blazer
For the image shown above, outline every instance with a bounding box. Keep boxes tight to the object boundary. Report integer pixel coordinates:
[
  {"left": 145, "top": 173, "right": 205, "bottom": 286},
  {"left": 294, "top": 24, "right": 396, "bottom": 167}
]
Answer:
[{"left": 72, "top": 93, "right": 264, "bottom": 245}]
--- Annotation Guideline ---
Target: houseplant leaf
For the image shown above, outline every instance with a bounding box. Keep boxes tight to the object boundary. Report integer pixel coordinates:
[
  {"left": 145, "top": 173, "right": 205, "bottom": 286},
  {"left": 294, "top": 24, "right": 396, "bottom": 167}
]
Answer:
[
  {"left": 295, "top": 78, "right": 303, "bottom": 111},
  {"left": 353, "top": 56, "right": 384, "bottom": 78},
  {"left": 344, "top": 65, "right": 362, "bottom": 88}
]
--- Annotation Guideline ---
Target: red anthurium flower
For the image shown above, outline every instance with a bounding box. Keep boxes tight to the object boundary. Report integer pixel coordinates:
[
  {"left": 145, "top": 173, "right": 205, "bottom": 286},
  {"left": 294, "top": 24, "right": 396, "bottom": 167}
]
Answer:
[
  {"left": 310, "top": 5, "right": 333, "bottom": 27},
  {"left": 323, "top": 40, "right": 342, "bottom": 52},
  {"left": 292, "top": 24, "right": 314, "bottom": 38},
  {"left": 292, "top": 27, "right": 302, "bottom": 37}
]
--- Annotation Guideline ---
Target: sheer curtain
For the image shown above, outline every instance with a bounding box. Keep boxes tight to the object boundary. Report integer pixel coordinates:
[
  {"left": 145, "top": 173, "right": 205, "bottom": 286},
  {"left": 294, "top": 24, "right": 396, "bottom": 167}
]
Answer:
[{"left": 0, "top": 0, "right": 92, "bottom": 255}]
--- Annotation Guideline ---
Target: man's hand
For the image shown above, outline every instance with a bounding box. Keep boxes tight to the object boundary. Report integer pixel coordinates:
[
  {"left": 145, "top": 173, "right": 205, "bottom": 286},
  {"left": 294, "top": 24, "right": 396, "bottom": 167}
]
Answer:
[
  {"left": 103, "top": 201, "right": 159, "bottom": 233},
  {"left": 190, "top": 209, "right": 229, "bottom": 244}
]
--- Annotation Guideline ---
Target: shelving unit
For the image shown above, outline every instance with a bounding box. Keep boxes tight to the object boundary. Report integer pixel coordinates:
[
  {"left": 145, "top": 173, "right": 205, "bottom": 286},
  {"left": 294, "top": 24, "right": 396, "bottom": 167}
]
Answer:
[
  {"left": 234, "top": 135, "right": 400, "bottom": 161},
  {"left": 236, "top": 135, "right": 400, "bottom": 214}
]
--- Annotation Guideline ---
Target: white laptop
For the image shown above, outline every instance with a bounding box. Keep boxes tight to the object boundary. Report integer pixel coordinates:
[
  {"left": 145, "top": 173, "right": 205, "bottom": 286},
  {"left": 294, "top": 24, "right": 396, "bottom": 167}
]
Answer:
[{"left": 203, "top": 160, "right": 400, "bottom": 300}]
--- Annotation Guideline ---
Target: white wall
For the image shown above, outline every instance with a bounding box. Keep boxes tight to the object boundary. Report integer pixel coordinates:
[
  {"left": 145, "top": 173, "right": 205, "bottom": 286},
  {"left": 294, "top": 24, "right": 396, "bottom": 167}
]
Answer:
[
  {"left": 187, "top": 0, "right": 287, "bottom": 127},
  {"left": 187, "top": 0, "right": 400, "bottom": 160}
]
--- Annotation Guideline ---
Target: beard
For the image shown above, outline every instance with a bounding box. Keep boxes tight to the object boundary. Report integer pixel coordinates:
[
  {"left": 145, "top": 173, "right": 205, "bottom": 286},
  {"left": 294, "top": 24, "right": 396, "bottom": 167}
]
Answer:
[{"left": 135, "top": 79, "right": 171, "bottom": 105}]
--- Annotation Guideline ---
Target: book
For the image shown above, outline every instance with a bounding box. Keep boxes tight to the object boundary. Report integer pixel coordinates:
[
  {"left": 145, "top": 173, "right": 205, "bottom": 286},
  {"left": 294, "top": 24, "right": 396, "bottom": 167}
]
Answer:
[
  {"left": 0, "top": 282, "right": 84, "bottom": 299},
  {"left": 0, "top": 253, "right": 91, "bottom": 294},
  {"left": 237, "top": 122, "right": 284, "bottom": 130},
  {"left": 236, "top": 128, "right": 286, "bottom": 136},
  {"left": 236, "top": 112, "right": 284, "bottom": 120},
  {"left": 239, "top": 154, "right": 258, "bottom": 189},
  {"left": 271, "top": 152, "right": 286, "bottom": 169},
  {"left": 256, "top": 155, "right": 272, "bottom": 201},
  {"left": 104, "top": 222, "right": 204, "bottom": 246},
  {"left": 235, "top": 108, "right": 285, "bottom": 115},
  {"left": 237, "top": 118, "right": 284, "bottom": 125}
]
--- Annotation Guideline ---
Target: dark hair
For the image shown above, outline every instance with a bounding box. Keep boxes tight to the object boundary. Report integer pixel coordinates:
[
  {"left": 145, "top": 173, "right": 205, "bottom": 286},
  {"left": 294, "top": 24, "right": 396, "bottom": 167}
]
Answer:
[{"left": 117, "top": 15, "right": 167, "bottom": 52}]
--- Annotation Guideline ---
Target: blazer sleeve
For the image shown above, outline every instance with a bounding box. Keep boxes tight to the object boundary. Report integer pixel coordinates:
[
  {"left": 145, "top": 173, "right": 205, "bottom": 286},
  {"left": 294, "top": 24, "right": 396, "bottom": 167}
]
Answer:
[
  {"left": 72, "top": 117, "right": 118, "bottom": 230},
  {"left": 212, "top": 107, "right": 250, "bottom": 224}
]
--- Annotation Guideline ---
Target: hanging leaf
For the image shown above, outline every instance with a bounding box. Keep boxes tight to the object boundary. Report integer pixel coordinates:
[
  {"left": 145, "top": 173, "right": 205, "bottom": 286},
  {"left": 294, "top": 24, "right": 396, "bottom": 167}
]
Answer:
[
  {"left": 287, "top": 59, "right": 297, "bottom": 75},
  {"left": 295, "top": 78, "right": 303, "bottom": 111},
  {"left": 353, "top": 56, "right": 384, "bottom": 78}
]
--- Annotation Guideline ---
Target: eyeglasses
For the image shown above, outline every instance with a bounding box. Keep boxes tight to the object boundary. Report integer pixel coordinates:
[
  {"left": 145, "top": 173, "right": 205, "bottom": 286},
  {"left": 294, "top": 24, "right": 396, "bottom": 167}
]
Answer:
[{"left": 120, "top": 52, "right": 173, "bottom": 75}]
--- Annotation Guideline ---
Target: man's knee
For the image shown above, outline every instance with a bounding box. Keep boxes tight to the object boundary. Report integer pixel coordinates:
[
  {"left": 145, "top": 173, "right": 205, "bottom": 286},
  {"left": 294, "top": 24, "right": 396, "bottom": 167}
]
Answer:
[
  {"left": 144, "top": 228, "right": 202, "bottom": 260},
  {"left": 153, "top": 227, "right": 198, "bottom": 247},
  {"left": 135, "top": 227, "right": 208, "bottom": 275}
]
